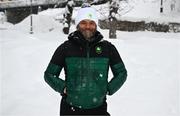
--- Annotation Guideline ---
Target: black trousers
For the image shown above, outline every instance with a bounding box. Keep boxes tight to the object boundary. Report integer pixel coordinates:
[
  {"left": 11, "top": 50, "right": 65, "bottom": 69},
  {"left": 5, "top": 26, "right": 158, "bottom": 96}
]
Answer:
[{"left": 60, "top": 96, "right": 110, "bottom": 116}]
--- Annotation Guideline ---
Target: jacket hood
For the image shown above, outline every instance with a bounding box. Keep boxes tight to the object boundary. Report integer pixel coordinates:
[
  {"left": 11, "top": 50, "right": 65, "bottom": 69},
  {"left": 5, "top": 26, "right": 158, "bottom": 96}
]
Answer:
[{"left": 68, "top": 30, "right": 103, "bottom": 46}]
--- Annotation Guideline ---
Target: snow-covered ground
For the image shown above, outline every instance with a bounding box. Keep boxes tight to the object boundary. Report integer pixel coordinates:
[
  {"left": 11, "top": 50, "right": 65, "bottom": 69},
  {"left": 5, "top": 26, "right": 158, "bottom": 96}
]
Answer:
[
  {"left": 1, "top": 20, "right": 180, "bottom": 116},
  {"left": 120, "top": 0, "right": 180, "bottom": 23},
  {"left": 0, "top": 0, "right": 180, "bottom": 116}
]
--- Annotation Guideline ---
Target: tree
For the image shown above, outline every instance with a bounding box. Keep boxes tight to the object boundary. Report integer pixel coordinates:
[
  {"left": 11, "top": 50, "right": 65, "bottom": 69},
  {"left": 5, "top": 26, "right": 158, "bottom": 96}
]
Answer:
[
  {"left": 108, "top": 0, "right": 133, "bottom": 38},
  {"left": 63, "top": 0, "right": 75, "bottom": 34},
  {"left": 109, "top": 0, "right": 119, "bottom": 38}
]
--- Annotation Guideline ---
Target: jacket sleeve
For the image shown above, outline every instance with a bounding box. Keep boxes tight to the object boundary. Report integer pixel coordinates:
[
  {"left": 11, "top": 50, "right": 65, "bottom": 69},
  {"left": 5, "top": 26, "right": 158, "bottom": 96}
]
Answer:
[
  {"left": 107, "top": 44, "right": 127, "bottom": 95},
  {"left": 44, "top": 44, "right": 66, "bottom": 94}
]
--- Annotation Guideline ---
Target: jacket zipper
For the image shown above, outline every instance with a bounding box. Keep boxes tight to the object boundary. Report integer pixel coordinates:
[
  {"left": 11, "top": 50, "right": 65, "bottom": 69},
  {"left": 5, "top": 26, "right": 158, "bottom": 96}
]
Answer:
[
  {"left": 85, "top": 42, "right": 90, "bottom": 88},
  {"left": 86, "top": 42, "right": 90, "bottom": 58}
]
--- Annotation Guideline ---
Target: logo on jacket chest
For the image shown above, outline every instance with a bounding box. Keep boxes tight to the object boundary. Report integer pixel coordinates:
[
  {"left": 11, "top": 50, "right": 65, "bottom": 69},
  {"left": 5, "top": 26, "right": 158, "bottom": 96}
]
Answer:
[{"left": 95, "top": 46, "right": 102, "bottom": 54}]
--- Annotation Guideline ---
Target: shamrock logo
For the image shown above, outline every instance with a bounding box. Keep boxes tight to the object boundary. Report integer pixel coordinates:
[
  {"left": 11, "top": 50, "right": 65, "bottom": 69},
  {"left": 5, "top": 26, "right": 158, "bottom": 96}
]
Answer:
[{"left": 95, "top": 46, "right": 102, "bottom": 54}]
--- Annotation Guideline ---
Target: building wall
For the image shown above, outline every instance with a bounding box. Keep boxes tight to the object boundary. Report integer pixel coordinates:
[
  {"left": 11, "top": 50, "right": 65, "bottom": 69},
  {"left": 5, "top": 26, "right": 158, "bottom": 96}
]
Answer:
[{"left": 0, "top": 0, "right": 12, "bottom": 2}]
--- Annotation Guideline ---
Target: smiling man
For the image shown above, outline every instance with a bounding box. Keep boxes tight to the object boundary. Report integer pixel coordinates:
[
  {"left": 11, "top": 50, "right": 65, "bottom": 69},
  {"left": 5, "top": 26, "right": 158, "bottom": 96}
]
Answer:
[{"left": 44, "top": 5, "right": 127, "bottom": 116}]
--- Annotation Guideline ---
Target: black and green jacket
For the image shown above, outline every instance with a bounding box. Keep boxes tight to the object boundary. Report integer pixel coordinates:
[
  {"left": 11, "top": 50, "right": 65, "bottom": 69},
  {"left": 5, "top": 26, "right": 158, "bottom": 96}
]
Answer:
[{"left": 44, "top": 30, "right": 127, "bottom": 109}]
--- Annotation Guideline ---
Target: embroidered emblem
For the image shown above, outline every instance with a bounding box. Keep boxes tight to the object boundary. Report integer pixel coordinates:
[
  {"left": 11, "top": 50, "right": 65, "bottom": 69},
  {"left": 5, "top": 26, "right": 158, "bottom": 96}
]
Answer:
[
  {"left": 95, "top": 46, "right": 102, "bottom": 54},
  {"left": 88, "top": 13, "right": 92, "bottom": 19}
]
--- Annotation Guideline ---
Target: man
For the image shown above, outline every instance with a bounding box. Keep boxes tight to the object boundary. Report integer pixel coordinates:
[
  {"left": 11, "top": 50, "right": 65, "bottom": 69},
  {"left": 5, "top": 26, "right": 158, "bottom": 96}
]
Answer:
[{"left": 44, "top": 5, "right": 127, "bottom": 116}]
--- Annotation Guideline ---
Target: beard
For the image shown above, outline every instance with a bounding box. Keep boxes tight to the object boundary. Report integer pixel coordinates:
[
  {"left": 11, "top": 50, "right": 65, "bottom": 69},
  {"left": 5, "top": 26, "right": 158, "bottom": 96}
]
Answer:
[{"left": 79, "top": 29, "right": 96, "bottom": 41}]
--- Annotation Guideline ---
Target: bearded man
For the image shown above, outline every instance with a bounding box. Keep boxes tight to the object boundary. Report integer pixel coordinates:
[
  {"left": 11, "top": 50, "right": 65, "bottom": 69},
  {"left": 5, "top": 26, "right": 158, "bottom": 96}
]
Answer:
[{"left": 44, "top": 5, "right": 127, "bottom": 116}]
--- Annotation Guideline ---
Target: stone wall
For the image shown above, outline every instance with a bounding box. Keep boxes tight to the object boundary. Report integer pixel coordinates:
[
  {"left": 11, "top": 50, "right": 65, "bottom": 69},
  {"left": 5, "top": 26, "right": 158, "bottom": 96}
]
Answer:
[
  {"left": 6, "top": 7, "right": 38, "bottom": 24},
  {"left": 99, "top": 20, "right": 180, "bottom": 33}
]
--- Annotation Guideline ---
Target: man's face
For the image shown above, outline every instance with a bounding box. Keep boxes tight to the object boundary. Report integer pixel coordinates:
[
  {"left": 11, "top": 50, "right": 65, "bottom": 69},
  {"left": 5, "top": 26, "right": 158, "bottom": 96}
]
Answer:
[{"left": 78, "top": 19, "right": 97, "bottom": 41}]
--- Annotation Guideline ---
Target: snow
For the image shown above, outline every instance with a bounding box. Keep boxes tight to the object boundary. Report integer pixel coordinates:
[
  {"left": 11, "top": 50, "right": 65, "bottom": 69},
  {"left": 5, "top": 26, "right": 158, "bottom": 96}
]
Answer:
[
  {"left": 14, "top": 14, "right": 61, "bottom": 33},
  {"left": 89, "top": 0, "right": 180, "bottom": 23},
  {"left": 120, "top": 0, "right": 180, "bottom": 23},
  {"left": 0, "top": 1, "right": 180, "bottom": 116},
  {"left": 0, "top": 0, "right": 63, "bottom": 9}
]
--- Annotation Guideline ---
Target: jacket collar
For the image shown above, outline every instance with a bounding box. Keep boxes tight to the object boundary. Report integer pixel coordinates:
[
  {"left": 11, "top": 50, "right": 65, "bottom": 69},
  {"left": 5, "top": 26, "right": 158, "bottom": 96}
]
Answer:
[{"left": 68, "top": 30, "right": 103, "bottom": 47}]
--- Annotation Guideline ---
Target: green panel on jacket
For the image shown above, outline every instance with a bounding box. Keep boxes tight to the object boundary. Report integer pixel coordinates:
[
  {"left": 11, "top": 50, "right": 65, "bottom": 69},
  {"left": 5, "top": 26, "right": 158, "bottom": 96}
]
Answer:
[
  {"left": 44, "top": 63, "right": 65, "bottom": 94},
  {"left": 108, "top": 63, "right": 127, "bottom": 95},
  {"left": 65, "top": 57, "right": 109, "bottom": 109}
]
